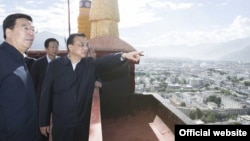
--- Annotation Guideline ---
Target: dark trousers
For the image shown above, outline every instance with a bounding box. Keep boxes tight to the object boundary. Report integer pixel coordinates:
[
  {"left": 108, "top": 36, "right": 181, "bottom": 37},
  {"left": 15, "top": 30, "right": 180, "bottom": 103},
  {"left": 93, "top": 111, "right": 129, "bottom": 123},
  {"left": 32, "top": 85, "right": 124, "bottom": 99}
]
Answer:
[
  {"left": 40, "top": 133, "right": 49, "bottom": 141},
  {"left": 52, "top": 123, "right": 89, "bottom": 141}
]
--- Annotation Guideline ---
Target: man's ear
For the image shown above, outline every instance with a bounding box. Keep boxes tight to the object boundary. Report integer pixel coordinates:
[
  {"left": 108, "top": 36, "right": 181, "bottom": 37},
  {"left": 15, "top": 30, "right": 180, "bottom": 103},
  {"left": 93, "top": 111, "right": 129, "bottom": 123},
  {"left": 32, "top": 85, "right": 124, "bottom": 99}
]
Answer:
[
  {"left": 68, "top": 44, "right": 73, "bottom": 51},
  {"left": 5, "top": 28, "right": 12, "bottom": 39}
]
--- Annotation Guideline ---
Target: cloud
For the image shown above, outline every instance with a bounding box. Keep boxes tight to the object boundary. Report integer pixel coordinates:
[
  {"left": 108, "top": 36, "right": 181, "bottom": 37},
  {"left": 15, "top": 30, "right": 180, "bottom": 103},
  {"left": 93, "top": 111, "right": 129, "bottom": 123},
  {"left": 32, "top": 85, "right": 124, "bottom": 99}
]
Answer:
[
  {"left": 145, "top": 16, "right": 250, "bottom": 47},
  {"left": 118, "top": 0, "right": 199, "bottom": 28},
  {"left": 118, "top": 0, "right": 162, "bottom": 28},
  {"left": 0, "top": 4, "right": 7, "bottom": 20},
  {"left": 151, "top": 1, "right": 195, "bottom": 10},
  {"left": 25, "top": 0, "right": 39, "bottom": 5},
  {"left": 0, "top": 0, "right": 79, "bottom": 37},
  {"left": 228, "top": 15, "right": 250, "bottom": 38},
  {"left": 2, "top": 0, "right": 250, "bottom": 50}
]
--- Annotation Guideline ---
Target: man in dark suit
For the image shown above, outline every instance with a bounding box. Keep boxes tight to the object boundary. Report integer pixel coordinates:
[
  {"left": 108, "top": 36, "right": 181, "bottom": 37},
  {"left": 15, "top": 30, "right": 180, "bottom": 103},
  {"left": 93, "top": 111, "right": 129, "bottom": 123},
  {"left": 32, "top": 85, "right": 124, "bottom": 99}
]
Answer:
[
  {"left": 30, "top": 38, "right": 59, "bottom": 141},
  {"left": 39, "top": 33, "right": 143, "bottom": 141},
  {"left": 0, "top": 13, "right": 39, "bottom": 141},
  {"left": 31, "top": 38, "right": 59, "bottom": 103}
]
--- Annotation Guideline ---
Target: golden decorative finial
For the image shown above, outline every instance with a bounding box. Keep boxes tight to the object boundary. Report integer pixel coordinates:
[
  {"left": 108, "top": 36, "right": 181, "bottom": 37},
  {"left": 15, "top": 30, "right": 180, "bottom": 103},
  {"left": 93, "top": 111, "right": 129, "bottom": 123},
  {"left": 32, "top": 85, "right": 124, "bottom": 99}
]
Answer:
[{"left": 89, "top": 0, "right": 120, "bottom": 38}]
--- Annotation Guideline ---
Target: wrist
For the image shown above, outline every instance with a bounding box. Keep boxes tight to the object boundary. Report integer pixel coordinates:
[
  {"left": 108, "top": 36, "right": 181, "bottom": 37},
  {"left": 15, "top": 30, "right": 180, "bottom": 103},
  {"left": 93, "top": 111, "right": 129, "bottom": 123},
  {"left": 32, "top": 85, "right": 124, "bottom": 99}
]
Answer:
[
  {"left": 95, "top": 81, "right": 102, "bottom": 88},
  {"left": 121, "top": 53, "right": 127, "bottom": 61}
]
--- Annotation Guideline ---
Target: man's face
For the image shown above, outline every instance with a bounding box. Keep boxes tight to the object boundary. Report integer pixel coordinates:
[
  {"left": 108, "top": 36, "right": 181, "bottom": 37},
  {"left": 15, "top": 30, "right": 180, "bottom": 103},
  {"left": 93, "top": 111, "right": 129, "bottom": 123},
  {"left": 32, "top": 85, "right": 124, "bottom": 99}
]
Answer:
[
  {"left": 6, "top": 18, "right": 36, "bottom": 54},
  {"left": 69, "top": 36, "right": 89, "bottom": 60},
  {"left": 46, "top": 41, "right": 59, "bottom": 58}
]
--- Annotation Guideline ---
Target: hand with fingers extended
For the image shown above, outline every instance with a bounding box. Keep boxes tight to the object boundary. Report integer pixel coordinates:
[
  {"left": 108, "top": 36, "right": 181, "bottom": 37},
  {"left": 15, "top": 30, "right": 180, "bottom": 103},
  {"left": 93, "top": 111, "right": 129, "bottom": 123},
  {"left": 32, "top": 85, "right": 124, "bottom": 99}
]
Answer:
[{"left": 121, "top": 51, "right": 144, "bottom": 62}]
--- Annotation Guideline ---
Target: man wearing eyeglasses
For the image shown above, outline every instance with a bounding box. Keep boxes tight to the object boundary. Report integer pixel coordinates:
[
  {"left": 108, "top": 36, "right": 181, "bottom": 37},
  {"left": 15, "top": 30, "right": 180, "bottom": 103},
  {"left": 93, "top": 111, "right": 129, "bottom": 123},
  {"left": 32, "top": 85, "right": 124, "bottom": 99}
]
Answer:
[
  {"left": 39, "top": 33, "right": 143, "bottom": 141},
  {"left": 0, "top": 13, "right": 39, "bottom": 141}
]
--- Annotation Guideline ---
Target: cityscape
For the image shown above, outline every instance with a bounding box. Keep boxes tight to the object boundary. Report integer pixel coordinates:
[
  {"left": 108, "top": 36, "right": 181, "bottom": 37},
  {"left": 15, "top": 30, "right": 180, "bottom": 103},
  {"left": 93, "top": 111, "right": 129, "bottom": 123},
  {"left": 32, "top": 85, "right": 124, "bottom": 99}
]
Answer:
[{"left": 134, "top": 57, "right": 250, "bottom": 125}]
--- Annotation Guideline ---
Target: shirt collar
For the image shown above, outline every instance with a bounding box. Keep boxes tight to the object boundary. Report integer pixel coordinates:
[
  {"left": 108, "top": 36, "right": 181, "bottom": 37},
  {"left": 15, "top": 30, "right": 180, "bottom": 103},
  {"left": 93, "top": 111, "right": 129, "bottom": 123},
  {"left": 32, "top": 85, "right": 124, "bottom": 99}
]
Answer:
[{"left": 46, "top": 54, "right": 60, "bottom": 63}]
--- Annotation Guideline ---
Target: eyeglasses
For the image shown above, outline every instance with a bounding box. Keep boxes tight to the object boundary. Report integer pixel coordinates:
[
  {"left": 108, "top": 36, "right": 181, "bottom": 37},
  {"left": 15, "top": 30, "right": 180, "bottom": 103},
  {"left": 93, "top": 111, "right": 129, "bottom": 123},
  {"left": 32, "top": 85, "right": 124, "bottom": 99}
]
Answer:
[
  {"left": 73, "top": 42, "right": 90, "bottom": 48},
  {"left": 15, "top": 25, "right": 38, "bottom": 34}
]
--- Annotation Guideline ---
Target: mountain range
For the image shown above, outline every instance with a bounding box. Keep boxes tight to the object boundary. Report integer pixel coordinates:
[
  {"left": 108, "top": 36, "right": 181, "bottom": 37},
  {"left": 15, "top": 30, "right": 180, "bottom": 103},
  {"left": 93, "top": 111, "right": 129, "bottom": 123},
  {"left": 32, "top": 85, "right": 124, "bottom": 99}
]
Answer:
[
  {"left": 137, "top": 37, "right": 250, "bottom": 62},
  {"left": 0, "top": 28, "right": 67, "bottom": 50},
  {"left": 0, "top": 27, "right": 250, "bottom": 62}
]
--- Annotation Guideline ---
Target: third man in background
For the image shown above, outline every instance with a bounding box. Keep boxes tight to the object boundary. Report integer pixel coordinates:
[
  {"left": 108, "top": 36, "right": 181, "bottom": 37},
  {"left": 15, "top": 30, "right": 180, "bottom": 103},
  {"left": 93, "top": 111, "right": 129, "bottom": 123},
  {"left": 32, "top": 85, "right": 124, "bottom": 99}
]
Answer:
[
  {"left": 31, "top": 38, "right": 59, "bottom": 104},
  {"left": 30, "top": 38, "right": 59, "bottom": 141}
]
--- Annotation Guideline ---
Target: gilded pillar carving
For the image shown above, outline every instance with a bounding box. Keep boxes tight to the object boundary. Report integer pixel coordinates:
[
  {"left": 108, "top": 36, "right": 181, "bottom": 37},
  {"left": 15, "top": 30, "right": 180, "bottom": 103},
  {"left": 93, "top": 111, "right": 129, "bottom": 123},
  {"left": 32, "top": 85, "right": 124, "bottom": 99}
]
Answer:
[{"left": 89, "top": 0, "right": 120, "bottom": 38}]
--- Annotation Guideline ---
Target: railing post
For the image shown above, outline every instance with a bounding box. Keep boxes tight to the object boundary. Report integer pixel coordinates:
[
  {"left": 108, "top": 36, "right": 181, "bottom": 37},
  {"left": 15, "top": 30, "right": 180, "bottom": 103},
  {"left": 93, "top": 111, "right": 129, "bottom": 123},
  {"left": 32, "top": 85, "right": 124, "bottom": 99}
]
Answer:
[{"left": 89, "top": 87, "right": 103, "bottom": 141}]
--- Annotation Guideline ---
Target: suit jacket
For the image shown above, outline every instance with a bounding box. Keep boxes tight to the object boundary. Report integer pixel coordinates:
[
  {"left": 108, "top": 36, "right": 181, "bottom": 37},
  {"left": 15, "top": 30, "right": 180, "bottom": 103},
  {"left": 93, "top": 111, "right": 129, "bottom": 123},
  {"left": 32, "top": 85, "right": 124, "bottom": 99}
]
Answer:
[
  {"left": 30, "top": 56, "right": 49, "bottom": 104},
  {"left": 0, "top": 42, "right": 39, "bottom": 141},
  {"left": 25, "top": 56, "right": 36, "bottom": 72},
  {"left": 39, "top": 53, "right": 126, "bottom": 128}
]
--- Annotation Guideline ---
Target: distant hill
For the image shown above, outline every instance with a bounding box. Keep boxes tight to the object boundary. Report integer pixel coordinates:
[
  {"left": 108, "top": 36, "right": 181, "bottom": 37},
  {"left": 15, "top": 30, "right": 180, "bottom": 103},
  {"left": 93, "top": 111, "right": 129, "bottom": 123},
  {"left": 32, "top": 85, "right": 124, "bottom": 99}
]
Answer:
[
  {"left": 137, "top": 37, "right": 250, "bottom": 62},
  {"left": 220, "top": 45, "right": 250, "bottom": 62},
  {"left": 0, "top": 28, "right": 67, "bottom": 50},
  {"left": 29, "top": 31, "right": 67, "bottom": 50},
  {"left": 1, "top": 26, "right": 250, "bottom": 62}
]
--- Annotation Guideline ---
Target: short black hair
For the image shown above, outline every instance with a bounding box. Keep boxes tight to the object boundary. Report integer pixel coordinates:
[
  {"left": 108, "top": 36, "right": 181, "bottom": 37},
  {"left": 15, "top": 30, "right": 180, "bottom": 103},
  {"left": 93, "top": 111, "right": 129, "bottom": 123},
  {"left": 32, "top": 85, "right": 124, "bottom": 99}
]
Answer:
[
  {"left": 44, "top": 38, "right": 59, "bottom": 48},
  {"left": 2, "top": 13, "right": 33, "bottom": 39},
  {"left": 66, "top": 33, "right": 86, "bottom": 50}
]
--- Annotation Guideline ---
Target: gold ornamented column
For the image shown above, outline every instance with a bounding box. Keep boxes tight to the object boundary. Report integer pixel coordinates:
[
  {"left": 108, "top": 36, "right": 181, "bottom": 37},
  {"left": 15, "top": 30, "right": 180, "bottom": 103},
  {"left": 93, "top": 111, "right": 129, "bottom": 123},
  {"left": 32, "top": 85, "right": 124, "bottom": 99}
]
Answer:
[
  {"left": 89, "top": 0, "right": 120, "bottom": 38},
  {"left": 88, "top": 0, "right": 137, "bottom": 97},
  {"left": 78, "top": 0, "right": 91, "bottom": 39}
]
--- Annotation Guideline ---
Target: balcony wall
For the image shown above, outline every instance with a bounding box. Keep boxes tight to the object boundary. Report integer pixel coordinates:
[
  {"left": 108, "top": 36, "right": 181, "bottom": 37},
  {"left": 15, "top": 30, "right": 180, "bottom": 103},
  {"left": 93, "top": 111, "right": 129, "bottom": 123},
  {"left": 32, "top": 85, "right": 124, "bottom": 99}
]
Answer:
[{"left": 99, "top": 92, "right": 194, "bottom": 141}]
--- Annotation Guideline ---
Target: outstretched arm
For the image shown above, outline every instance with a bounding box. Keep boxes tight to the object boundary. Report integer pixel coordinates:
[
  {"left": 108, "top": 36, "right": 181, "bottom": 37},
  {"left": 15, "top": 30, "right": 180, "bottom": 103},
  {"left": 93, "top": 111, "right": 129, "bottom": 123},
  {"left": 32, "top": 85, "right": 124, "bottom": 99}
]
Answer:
[
  {"left": 121, "top": 51, "right": 144, "bottom": 62},
  {"left": 95, "top": 51, "right": 144, "bottom": 74}
]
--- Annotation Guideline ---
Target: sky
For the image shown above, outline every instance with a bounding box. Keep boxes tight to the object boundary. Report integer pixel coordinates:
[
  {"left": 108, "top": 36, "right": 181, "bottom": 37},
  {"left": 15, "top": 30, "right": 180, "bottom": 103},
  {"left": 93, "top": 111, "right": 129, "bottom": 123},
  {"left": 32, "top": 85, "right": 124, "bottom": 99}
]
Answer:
[{"left": 1, "top": 0, "right": 250, "bottom": 58}]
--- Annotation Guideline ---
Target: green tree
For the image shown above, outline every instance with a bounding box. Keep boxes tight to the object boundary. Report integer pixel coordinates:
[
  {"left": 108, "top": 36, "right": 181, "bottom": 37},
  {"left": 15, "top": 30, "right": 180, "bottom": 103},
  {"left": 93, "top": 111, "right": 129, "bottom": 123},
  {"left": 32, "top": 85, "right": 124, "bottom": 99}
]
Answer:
[
  {"left": 195, "top": 108, "right": 203, "bottom": 119},
  {"left": 206, "top": 111, "right": 216, "bottom": 123},
  {"left": 189, "top": 110, "right": 196, "bottom": 120},
  {"left": 207, "top": 95, "right": 221, "bottom": 107},
  {"left": 180, "top": 102, "right": 186, "bottom": 107},
  {"left": 244, "top": 81, "right": 250, "bottom": 86},
  {"left": 239, "top": 77, "right": 244, "bottom": 81}
]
